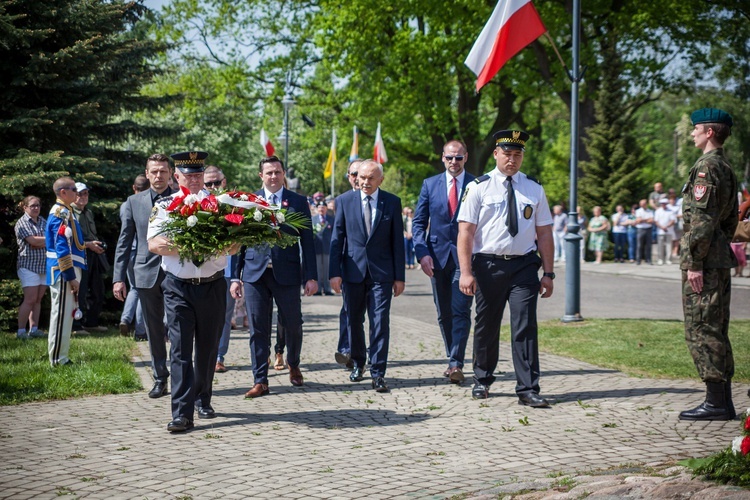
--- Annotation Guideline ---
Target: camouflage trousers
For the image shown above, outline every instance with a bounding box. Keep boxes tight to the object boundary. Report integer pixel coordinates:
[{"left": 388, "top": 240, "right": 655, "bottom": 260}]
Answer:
[{"left": 682, "top": 268, "right": 734, "bottom": 383}]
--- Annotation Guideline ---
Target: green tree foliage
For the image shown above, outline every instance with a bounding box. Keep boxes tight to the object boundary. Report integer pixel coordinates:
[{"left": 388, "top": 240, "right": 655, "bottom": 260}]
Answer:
[
  {"left": 579, "top": 35, "right": 644, "bottom": 214},
  {"left": 0, "top": 0, "right": 172, "bottom": 325}
]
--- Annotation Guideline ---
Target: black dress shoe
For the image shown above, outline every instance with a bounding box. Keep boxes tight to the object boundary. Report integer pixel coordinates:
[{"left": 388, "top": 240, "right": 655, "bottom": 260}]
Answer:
[
  {"left": 518, "top": 392, "right": 550, "bottom": 408},
  {"left": 197, "top": 404, "right": 216, "bottom": 419},
  {"left": 148, "top": 381, "right": 168, "bottom": 399},
  {"left": 349, "top": 367, "right": 364, "bottom": 382},
  {"left": 335, "top": 351, "right": 351, "bottom": 366},
  {"left": 167, "top": 417, "right": 194, "bottom": 433},
  {"left": 472, "top": 383, "right": 490, "bottom": 399},
  {"left": 372, "top": 377, "right": 389, "bottom": 393}
]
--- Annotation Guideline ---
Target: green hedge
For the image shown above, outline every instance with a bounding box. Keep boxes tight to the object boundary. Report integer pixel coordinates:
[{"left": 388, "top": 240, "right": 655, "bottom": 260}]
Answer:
[{"left": 0, "top": 279, "right": 23, "bottom": 332}]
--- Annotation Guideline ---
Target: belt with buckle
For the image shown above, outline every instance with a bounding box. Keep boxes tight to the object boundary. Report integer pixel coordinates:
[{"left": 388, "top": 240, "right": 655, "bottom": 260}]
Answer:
[
  {"left": 166, "top": 271, "right": 224, "bottom": 285},
  {"left": 474, "top": 252, "right": 532, "bottom": 261}
]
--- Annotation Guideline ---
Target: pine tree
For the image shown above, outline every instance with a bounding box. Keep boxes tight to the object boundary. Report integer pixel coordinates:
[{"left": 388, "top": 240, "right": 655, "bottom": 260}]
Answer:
[
  {"left": 580, "top": 36, "right": 644, "bottom": 215},
  {"left": 0, "top": 0, "right": 176, "bottom": 316}
]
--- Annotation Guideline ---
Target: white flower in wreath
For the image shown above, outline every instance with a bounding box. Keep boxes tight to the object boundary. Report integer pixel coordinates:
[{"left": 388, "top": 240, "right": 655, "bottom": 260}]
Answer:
[
  {"left": 253, "top": 210, "right": 263, "bottom": 222},
  {"left": 732, "top": 436, "right": 744, "bottom": 454},
  {"left": 240, "top": 194, "right": 248, "bottom": 201},
  {"left": 276, "top": 212, "right": 285, "bottom": 224},
  {"left": 183, "top": 194, "right": 198, "bottom": 206},
  {"left": 186, "top": 215, "right": 198, "bottom": 227}
]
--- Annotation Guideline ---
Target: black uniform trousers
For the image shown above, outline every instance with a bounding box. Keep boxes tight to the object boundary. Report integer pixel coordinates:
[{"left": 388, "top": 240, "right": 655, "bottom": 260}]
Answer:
[
  {"left": 472, "top": 253, "right": 542, "bottom": 396},
  {"left": 136, "top": 269, "right": 169, "bottom": 384},
  {"left": 162, "top": 275, "right": 226, "bottom": 420}
]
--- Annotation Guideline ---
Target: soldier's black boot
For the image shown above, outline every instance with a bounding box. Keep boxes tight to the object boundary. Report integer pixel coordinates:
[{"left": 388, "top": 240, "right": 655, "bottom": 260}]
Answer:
[
  {"left": 725, "top": 379, "right": 736, "bottom": 420},
  {"left": 679, "top": 382, "right": 732, "bottom": 421}
]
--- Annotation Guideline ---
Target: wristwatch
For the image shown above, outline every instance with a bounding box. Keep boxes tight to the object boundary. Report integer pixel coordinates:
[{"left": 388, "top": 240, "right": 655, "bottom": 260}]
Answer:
[{"left": 543, "top": 272, "right": 556, "bottom": 280}]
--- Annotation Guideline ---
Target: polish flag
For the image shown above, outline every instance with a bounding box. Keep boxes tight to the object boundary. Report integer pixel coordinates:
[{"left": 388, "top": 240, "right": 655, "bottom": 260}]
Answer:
[
  {"left": 373, "top": 122, "right": 388, "bottom": 164},
  {"left": 260, "top": 128, "right": 275, "bottom": 156},
  {"left": 465, "top": 0, "right": 547, "bottom": 92}
]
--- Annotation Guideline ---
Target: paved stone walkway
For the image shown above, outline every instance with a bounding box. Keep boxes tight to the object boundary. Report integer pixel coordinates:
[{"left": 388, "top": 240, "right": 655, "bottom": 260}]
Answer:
[{"left": 1, "top": 268, "right": 748, "bottom": 499}]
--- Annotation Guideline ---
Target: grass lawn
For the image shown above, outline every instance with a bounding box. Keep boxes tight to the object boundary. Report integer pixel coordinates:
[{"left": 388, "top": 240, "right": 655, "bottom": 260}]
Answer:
[
  {"left": 0, "top": 330, "right": 142, "bottom": 405},
  {"left": 520, "top": 319, "right": 750, "bottom": 383}
]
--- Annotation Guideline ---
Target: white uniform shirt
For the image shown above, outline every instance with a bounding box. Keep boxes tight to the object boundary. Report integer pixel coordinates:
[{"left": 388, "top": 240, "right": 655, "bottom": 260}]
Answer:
[
  {"left": 458, "top": 169, "right": 553, "bottom": 255},
  {"left": 654, "top": 207, "right": 676, "bottom": 237},
  {"left": 147, "top": 189, "right": 227, "bottom": 278}
]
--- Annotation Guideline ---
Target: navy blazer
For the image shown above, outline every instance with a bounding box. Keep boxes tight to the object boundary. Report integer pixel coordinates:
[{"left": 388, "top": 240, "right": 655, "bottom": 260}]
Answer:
[
  {"left": 312, "top": 213, "right": 334, "bottom": 255},
  {"left": 235, "top": 188, "right": 317, "bottom": 286},
  {"left": 412, "top": 171, "right": 475, "bottom": 270},
  {"left": 329, "top": 189, "right": 405, "bottom": 283}
]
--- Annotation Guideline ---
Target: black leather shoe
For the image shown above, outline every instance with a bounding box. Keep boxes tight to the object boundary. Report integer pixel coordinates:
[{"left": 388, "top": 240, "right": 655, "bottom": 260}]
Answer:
[
  {"left": 349, "top": 367, "right": 364, "bottom": 382},
  {"left": 167, "top": 417, "right": 194, "bottom": 433},
  {"left": 372, "top": 377, "right": 389, "bottom": 393},
  {"left": 679, "top": 402, "right": 733, "bottom": 421},
  {"left": 472, "top": 383, "right": 490, "bottom": 399},
  {"left": 335, "top": 351, "right": 351, "bottom": 366},
  {"left": 197, "top": 404, "right": 216, "bottom": 419},
  {"left": 518, "top": 393, "right": 550, "bottom": 408},
  {"left": 148, "top": 381, "right": 168, "bottom": 398}
]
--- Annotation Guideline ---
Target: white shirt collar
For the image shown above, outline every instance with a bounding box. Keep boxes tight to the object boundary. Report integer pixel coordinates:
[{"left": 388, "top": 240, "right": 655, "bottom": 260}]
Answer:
[
  {"left": 446, "top": 170, "right": 466, "bottom": 186},
  {"left": 360, "top": 189, "right": 379, "bottom": 204},
  {"left": 264, "top": 186, "right": 284, "bottom": 203}
]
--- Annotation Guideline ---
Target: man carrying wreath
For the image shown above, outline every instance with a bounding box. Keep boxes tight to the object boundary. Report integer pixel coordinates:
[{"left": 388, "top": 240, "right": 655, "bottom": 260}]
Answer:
[{"left": 147, "top": 151, "right": 240, "bottom": 433}]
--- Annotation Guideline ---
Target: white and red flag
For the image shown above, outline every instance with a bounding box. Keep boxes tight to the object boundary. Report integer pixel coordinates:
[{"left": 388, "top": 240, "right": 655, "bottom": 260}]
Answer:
[
  {"left": 260, "top": 128, "right": 275, "bottom": 156},
  {"left": 464, "top": 0, "right": 547, "bottom": 92},
  {"left": 373, "top": 122, "right": 388, "bottom": 164}
]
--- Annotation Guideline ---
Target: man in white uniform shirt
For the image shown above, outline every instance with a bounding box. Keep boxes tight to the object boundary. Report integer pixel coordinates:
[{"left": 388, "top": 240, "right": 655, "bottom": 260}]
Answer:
[
  {"left": 148, "top": 151, "right": 239, "bottom": 433},
  {"left": 457, "top": 130, "right": 555, "bottom": 407}
]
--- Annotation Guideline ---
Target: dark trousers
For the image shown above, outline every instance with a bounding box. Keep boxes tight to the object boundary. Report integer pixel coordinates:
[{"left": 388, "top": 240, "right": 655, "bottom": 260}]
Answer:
[
  {"left": 344, "top": 277, "right": 392, "bottom": 378},
  {"left": 273, "top": 307, "right": 286, "bottom": 354},
  {"left": 337, "top": 283, "right": 374, "bottom": 355},
  {"left": 162, "top": 275, "right": 225, "bottom": 420},
  {"left": 613, "top": 232, "right": 627, "bottom": 261},
  {"left": 244, "top": 269, "right": 303, "bottom": 385},
  {"left": 472, "top": 253, "right": 542, "bottom": 396},
  {"left": 430, "top": 256, "right": 473, "bottom": 368},
  {"left": 636, "top": 227, "right": 652, "bottom": 263},
  {"left": 79, "top": 250, "right": 105, "bottom": 327},
  {"left": 136, "top": 269, "right": 169, "bottom": 383}
]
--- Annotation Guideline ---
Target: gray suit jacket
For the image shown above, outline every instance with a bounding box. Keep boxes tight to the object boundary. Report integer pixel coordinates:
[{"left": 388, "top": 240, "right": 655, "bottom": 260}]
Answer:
[{"left": 113, "top": 189, "right": 164, "bottom": 289}]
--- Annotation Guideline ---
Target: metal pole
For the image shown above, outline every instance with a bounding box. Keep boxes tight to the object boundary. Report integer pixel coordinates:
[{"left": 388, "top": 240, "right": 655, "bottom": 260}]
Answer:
[
  {"left": 282, "top": 93, "right": 294, "bottom": 169},
  {"left": 562, "top": 0, "right": 583, "bottom": 322}
]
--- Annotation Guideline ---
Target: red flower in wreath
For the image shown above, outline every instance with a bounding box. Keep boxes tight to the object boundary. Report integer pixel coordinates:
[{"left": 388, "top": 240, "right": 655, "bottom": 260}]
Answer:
[
  {"left": 179, "top": 203, "right": 198, "bottom": 217},
  {"left": 224, "top": 213, "right": 244, "bottom": 225},
  {"left": 744, "top": 415, "right": 750, "bottom": 431},
  {"left": 742, "top": 436, "right": 750, "bottom": 456},
  {"left": 200, "top": 194, "right": 219, "bottom": 213},
  {"left": 167, "top": 186, "right": 191, "bottom": 211}
]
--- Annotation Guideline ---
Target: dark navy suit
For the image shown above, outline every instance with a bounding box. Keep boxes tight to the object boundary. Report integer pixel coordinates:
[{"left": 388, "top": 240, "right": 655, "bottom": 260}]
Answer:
[
  {"left": 329, "top": 188, "right": 404, "bottom": 379},
  {"left": 313, "top": 212, "right": 334, "bottom": 294},
  {"left": 235, "top": 188, "right": 317, "bottom": 385},
  {"left": 412, "top": 172, "right": 475, "bottom": 369}
]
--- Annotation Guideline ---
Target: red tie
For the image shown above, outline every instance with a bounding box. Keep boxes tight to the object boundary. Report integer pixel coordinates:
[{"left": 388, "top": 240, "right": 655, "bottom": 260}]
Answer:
[{"left": 448, "top": 177, "right": 458, "bottom": 218}]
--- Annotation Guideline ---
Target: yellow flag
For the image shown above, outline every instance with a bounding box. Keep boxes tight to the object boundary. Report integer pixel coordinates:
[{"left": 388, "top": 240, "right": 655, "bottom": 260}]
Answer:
[{"left": 323, "top": 129, "right": 337, "bottom": 179}]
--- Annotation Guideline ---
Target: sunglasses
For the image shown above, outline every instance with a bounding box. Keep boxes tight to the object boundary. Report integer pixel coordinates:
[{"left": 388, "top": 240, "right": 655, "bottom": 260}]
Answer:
[
  {"left": 444, "top": 155, "right": 465, "bottom": 162},
  {"left": 205, "top": 180, "right": 224, "bottom": 188},
  {"left": 348, "top": 172, "right": 358, "bottom": 177}
]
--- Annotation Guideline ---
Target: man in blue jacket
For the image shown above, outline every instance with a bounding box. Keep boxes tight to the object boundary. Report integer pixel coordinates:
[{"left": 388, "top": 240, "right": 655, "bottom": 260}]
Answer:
[
  {"left": 232, "top": 156, "right": 318, "bottom": 398},
  {"left": 329, "top": 159, "right": 405, "bottom": 392},
  {"left": 412, "top": 140, "right": 475, "bottom": 383}
]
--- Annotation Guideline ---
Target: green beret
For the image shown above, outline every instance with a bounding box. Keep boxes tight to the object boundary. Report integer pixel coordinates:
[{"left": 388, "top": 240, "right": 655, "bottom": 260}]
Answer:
[{"left": 690, "top": 108, "right": 733, "bottom": 127}]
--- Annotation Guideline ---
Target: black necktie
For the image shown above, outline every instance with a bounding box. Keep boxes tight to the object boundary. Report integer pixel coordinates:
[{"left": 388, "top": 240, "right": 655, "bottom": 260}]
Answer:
[
  {"left": 506, "top": 176, "right": 518, "bottom": 237},
  {"left": 364, "top": 196, "right": 372, "bottom": 235}
]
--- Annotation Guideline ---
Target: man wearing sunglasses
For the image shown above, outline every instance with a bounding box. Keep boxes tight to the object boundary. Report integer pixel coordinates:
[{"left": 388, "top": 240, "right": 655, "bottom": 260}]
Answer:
[
  {"left": 412, "top": 141, "right": 475, "bottom": 383},
  {"left": 45, "top": 177, "right": 86, "bottom": 366}
]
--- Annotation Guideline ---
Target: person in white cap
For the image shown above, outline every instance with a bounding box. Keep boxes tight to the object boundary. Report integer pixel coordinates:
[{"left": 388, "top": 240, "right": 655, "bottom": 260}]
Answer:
[
  {"left": 654, "top": 197, "right": 676, "bottom": 265},
  {"left": 71, "top": 182, "right": 108, "bottom": 332}
]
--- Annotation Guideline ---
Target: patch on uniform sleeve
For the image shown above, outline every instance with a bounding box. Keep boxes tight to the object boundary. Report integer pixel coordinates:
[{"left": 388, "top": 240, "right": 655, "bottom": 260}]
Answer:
[
  {"left": 694, "top": 184, "right": 707, "bottom": 201},
  {"left": 149, "top": 205, "right": 159, "bottom": 223},
  {"left": 461, "top": 185, "right": 471, "bottom": 203},
  {"left": 526, "top": 175, "right": 542, "bottom": 185}
]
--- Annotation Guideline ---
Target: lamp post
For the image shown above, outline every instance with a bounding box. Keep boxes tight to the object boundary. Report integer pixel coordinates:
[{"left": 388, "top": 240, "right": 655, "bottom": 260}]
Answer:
[{"left": 281, "top": 92, "right": 295, "bottom": 169}]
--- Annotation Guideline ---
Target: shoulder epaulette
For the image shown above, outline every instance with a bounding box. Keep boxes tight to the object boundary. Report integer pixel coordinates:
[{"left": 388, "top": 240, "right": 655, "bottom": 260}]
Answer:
[
  {"left": 474, "top": 174, "right": 490, "bottom": 184},
  {"left": 526, "top": 175, "right": 542, "bottom": 185},
  {"left": 53, "top": 205, "right": 69, "bottom": 219}
]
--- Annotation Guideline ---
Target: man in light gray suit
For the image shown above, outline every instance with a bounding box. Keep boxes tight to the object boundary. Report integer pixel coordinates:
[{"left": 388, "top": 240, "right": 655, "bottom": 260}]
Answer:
[{"left": 113, "top": 154, "right": 174, "bottom": 398}]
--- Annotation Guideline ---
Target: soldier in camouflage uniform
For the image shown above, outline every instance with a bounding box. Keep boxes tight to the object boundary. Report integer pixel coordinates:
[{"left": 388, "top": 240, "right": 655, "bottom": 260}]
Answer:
[{"left": 679, "top": 108, "right": 738, "bottom": 421}]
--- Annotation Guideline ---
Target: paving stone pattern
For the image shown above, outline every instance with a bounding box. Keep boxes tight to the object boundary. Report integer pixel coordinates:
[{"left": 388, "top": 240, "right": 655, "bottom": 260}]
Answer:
[{"left": 1, "top": 270, "right": 749, "bottom": 499}]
